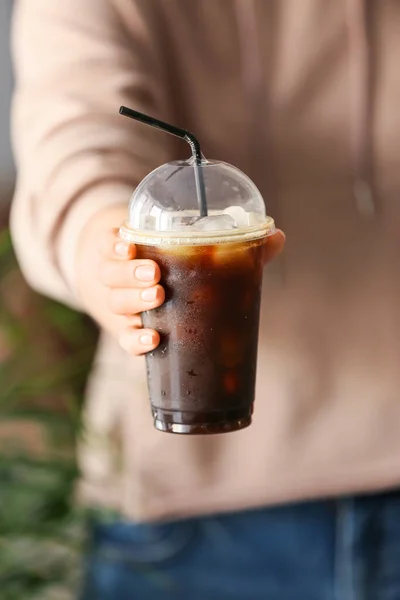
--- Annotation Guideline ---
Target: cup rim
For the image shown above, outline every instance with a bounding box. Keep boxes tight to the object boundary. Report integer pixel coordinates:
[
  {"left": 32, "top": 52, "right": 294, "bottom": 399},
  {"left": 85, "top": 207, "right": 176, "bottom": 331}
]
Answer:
[{"left": 119, "top": 216, "right": 276, "bottom": 247}]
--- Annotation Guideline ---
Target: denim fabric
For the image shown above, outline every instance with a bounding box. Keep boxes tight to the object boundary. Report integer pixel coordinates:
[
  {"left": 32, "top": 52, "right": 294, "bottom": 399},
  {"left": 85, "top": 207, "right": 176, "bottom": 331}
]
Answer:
[{"left": 79, "top": 490, "right": 400, "bottom": 600}]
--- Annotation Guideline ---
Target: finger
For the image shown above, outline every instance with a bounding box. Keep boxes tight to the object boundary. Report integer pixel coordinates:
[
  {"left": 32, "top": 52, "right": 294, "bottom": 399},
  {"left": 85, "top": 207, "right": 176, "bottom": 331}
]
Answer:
[
  {"left": 119, "top": 327, "right": 160, "bottom": 356},
  {"left": 100, "top": 230, "right": 136, "bottom": 261},
  {"left": 108, "top": 284, "right": 165, "bottom": 315},
  {"left": 264, "top": 229, "right": 285, "bottom": 264},
  {"left": 100, "top": 259, "right": 161, "bottom": 289}
]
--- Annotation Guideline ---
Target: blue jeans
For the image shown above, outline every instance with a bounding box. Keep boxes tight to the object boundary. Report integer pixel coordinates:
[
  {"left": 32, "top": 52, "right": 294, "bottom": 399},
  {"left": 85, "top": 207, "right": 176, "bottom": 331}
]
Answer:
[{"left": 80, "top": 490, "right": 400, "bottom": 600}]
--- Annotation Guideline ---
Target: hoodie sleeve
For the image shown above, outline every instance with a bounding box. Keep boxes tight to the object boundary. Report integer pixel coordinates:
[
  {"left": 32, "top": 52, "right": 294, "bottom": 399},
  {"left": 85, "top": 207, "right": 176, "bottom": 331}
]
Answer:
[{"left": 10, "top": 0, "right": 171, "bottom": 308}]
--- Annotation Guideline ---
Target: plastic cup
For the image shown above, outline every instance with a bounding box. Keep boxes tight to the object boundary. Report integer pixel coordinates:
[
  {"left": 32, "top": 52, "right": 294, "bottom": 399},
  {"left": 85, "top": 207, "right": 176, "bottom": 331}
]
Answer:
[{"left": 120, "top": 159, "right": 276, "bottom": 434}]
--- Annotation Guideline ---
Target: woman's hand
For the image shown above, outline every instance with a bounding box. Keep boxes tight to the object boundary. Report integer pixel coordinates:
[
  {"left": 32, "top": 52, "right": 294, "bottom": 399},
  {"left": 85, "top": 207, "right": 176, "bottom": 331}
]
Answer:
[
  {"left": 75, "top": 205, "right": 284, "bottom": 357},
  {"left": 75, "top": 206, "right": 163, "bottom": 356}
]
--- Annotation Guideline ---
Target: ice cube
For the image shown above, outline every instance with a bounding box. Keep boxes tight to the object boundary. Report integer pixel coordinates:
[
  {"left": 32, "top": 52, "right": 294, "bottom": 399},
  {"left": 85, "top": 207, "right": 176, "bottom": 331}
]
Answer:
[
  {"left": 170, "top": 215, "right": 199, "bottom": 230},
  {"left": 191, "top": 214, "right": 237, "bottom": 232},
  {"left": 223, "top": 206, "right": 249, "bottom": 227}
]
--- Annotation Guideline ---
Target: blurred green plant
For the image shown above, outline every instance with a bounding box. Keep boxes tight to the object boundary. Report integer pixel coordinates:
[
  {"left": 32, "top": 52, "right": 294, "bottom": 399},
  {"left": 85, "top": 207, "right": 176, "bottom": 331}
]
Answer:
[{"left": 0, "top": 223, "right": 98, "bottom": 600}]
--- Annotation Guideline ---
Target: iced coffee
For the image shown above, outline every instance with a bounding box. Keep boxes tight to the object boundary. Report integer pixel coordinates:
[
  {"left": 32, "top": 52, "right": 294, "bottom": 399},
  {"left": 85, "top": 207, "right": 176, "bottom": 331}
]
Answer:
[
  {"left": 119, "top": 99, "right": 278, "bottom": 434},
  {"left": 119, "top": 157, "right": 276, "bottom": 434},
  {"left": 137, "top": 234, "right": 265, "bottom": 433}
]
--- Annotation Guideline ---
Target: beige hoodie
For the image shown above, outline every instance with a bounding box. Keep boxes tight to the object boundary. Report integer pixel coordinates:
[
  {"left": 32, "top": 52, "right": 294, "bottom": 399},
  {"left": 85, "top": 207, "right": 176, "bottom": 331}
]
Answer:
[{"left": 11, "top": 0, "right": 400, "bottom": 522}]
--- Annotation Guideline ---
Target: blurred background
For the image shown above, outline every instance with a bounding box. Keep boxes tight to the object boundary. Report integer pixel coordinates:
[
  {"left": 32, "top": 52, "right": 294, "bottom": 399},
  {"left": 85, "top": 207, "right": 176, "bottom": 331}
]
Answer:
[
  {"left": 0, "top": 4, "right": 97, "bottom": 599},
  {"left": 0, "top": 1, "right": 14, "bottom": 191}
]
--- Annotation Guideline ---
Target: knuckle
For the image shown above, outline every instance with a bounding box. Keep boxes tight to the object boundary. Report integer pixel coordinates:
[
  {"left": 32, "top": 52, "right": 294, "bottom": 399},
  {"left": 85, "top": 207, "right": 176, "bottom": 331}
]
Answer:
[
  {"left": 108, "top": 290, "right": 122, "bottom": 314},
  {"left": 98, "top": 260, "right": 114, "bottom": 285},
  {"left": 108, "top": 289, "right": 132, "bottom": 315}
]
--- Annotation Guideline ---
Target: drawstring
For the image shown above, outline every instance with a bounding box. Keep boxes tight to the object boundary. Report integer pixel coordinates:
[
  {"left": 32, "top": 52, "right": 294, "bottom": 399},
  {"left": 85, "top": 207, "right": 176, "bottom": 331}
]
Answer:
[{"left": 346, "top": 0, "right": 376, "bottom": 218}]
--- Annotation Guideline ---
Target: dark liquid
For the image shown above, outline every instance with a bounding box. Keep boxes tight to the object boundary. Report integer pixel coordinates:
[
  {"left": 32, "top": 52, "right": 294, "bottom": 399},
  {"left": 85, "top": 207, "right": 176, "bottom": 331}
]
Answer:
[{"left": 137, "top": 238, "right": 265, "bottom": 434}]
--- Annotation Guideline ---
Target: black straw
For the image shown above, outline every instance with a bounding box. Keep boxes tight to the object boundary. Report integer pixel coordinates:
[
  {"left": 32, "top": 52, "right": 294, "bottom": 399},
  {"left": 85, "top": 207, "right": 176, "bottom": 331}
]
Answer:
[{"left": 119, "top": 106, "right": 208, "bottom": 217}]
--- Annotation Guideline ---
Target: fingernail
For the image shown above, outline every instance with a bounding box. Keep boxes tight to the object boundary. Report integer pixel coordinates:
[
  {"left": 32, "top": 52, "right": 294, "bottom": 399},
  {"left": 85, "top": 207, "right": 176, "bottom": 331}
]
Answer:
[
  {"left": 114, "top": 241, "right": 129, "bottom": 257},
  {"left": 135, "top": 265, "right": 155, "bottom": 282},
  {"left": 141, "top": 287, "right": 158, "bottom": 302},
  {"left": 140, "top": 333, "right": 155, "bottom": 346}
]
